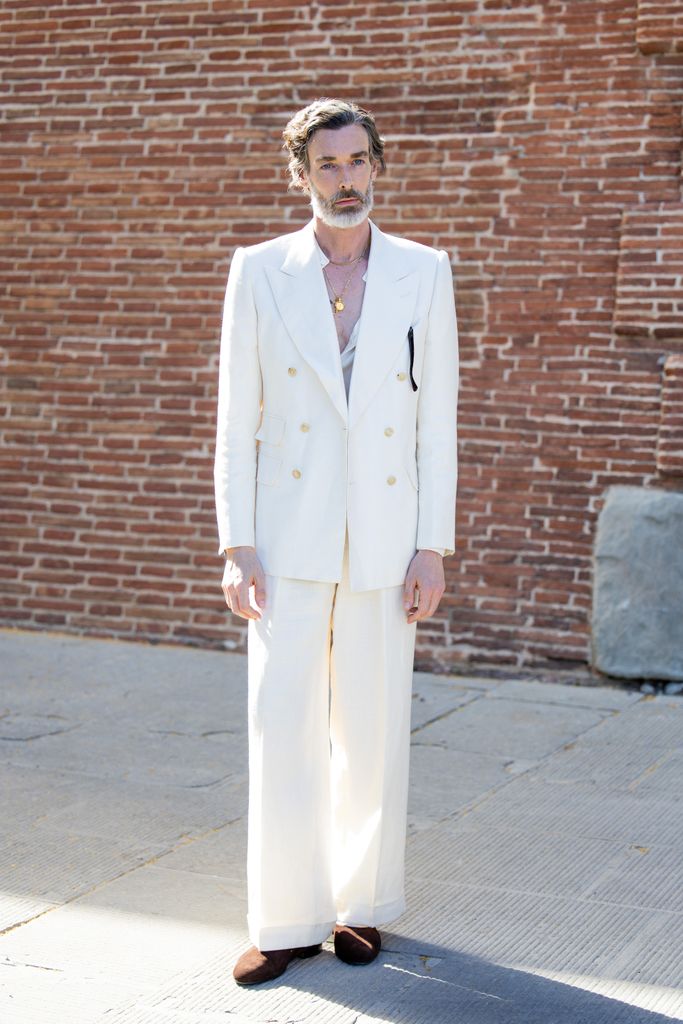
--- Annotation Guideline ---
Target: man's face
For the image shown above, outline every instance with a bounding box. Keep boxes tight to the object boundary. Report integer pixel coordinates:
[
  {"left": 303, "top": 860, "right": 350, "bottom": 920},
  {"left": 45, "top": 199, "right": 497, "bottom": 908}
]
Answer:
[{"left": 302, "top": 123, "right": 378, "bottom": 228}]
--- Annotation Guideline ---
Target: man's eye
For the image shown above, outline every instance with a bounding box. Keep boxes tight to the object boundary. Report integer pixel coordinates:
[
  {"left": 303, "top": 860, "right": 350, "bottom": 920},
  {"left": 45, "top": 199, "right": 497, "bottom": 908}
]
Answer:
[
  {"left": 353, "top": 159, "right": 366, "bottom": 165},
  {"left": 320, "top": 163, "right": 333, "bottom": 170}
]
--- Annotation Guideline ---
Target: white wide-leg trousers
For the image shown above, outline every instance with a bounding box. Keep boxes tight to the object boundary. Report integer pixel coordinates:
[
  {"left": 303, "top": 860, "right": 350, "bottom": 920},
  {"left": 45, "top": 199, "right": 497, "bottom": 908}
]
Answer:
[{"left": 245, "top": 528, "right": 418, "bottom": 951}]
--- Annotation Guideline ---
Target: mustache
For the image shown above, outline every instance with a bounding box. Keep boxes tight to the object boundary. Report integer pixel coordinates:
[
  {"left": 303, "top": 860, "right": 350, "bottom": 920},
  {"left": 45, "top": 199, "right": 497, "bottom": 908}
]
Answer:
[{"left": 331, "top": 190, "right": 366, "bottom": 204}]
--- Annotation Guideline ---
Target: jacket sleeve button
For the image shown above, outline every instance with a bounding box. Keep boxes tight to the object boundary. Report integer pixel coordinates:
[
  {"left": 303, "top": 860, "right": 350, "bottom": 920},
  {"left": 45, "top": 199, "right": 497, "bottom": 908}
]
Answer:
[
  {"left": 288, "top": 367, "right": 297, "bottom": 376},
  {"left": 292, "top": 468, "right": 302, "bottom": 479},
  {"left": 300, "top": 422, "right": 310, "bottom": 432},
  {"left": 387, "top": 475, "right": 396, "bottom": 485},
  {"left": 396, "top": 372, "right": 407, "bottom": 381},
  {"left": 384, "top": 426, "right": 394, "bottom": 437}
]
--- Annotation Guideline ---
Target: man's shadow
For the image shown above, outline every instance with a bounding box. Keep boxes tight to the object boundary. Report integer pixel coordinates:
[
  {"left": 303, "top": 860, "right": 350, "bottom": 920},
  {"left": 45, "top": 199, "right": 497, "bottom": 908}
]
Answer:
[{"left": 234, "top": 932, "right": 678, "bottom": 1024}]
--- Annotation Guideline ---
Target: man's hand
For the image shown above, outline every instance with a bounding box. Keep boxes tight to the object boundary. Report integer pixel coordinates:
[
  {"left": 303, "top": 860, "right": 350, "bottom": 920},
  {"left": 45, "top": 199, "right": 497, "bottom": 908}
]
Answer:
[
  {"left": 222, "top": 546, "right": 266, "bottom": 620},
  {"left": 403, "top": 550, "right": 445, "bottom": 623}
]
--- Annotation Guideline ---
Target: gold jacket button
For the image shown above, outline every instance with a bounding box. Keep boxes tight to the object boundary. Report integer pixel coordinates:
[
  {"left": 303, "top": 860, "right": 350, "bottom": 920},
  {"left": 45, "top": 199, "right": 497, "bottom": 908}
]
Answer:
[
  {"left": 384, "top": 426, "right": 394, "bottom": 437},
  {"left": 292, "top": 468, "right": 302, "bottom": 479},
  {"left": 300, "top": 422, "right": 310, "bottom": 432},
  {"left": 396, "top": 371, "right": 407, "bottom": 381},
  {"left": 387, "top": 475, "right": 396, "bottom": 485},
  {"left": 288, "top": 366, "right": 297, "bottom": 376}
]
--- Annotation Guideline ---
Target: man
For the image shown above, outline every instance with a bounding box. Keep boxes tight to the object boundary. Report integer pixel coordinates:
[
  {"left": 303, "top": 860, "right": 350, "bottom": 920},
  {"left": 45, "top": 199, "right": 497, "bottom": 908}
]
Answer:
[{"left": 214, "top": 98, "right": 459, "bottom": 986}]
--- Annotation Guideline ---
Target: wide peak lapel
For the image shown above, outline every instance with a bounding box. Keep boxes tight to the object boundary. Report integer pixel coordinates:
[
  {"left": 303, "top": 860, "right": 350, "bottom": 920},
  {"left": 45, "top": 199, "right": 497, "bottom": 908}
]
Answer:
[
  {"left": 265, "top": 221, "right": 348, "bottom": 425},
  {"left": 348, "top": 221, "right": 418, "bottom": 428}
]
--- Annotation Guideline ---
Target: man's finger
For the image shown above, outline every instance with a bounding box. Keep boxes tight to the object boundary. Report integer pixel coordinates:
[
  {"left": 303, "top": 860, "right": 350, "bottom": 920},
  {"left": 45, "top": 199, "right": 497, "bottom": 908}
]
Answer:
[
  {"left": 407, "top": 583, "right": 436, "bottom": 622},
  {"left": 224, "top": 583, "right": 251, "bottom": 620},
  {"left": 417, "top": 584, "right": 445, "bottom": 621},
  {"left": 253, "top": 569, "right": 266, "bottom": 610},
  {"left": 403, "top": 575, "right": 417, "bottom": 610},
  {"left": 405, "top": 583, "right": 423, "bottom": 622},
  {"left": 416, "top": 583, "right": 432, "bottom": 620},
  {"left": 228, "top": 587, "right": 243, "bottom": 616},
  {"left": 235, "top": 582, "right": 259, "bottom": 620}
]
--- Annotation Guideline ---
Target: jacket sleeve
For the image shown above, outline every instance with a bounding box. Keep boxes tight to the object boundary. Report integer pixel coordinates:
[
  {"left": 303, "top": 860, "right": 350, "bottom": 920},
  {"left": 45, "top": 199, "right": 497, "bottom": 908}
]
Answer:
[
  {"left": 415, "top": 249, "right": 459, "bottom": 556},
  {"left": 213, "top": 247, "right": 262, "bottom": 554}
]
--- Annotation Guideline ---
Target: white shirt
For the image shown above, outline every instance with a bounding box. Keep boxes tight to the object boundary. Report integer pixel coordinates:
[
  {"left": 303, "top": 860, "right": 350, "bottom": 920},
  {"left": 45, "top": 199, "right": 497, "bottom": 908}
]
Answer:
[{"left": 340, "top": 318, "right": 361, "bottom": 400}]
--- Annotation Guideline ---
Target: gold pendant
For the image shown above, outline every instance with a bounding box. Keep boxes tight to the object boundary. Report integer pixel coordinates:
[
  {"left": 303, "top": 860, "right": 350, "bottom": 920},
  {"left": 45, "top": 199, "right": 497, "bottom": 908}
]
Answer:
[{"left": 334, "top": 297, "right": 344, "bottom": 313}]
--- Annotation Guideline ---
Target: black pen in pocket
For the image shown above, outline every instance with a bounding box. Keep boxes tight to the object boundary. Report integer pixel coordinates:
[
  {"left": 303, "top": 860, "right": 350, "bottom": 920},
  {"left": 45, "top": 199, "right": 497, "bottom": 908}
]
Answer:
[{"left": 407, "top": 326, "right": 418, "bottom": 392}]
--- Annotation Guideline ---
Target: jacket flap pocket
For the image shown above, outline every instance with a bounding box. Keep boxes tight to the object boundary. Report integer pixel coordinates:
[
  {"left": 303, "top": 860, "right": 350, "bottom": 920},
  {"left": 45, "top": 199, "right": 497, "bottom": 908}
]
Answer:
[{"left": 255, "top": 413, "right": 286, "bottom": 446}]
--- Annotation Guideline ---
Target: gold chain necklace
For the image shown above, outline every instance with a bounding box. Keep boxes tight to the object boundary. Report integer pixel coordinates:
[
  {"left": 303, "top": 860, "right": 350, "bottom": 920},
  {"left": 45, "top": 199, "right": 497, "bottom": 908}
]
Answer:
[
  {"left": 321, "top": 245, "right": 369, "bottom": 314},
  {"left": 323, "top": 261, "right": 360, "bottom": 314}
]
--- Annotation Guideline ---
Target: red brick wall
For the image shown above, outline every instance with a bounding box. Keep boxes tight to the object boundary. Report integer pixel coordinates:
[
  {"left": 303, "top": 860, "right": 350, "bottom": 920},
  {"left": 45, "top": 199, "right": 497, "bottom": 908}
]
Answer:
[
  {"left": 637, "top": 0, "right": 683, "bottom": 54},
  {"left": 657, "top": 355, "right": 683, "bottom": 478},
  {"left": 2, "top": 0, "right": 682, "bottom": 672}
]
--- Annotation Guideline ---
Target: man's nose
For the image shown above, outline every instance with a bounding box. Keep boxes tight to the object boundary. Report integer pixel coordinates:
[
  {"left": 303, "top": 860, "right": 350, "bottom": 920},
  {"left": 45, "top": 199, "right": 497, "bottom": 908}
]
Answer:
[{"left": 339, "top": 165, "right": 353, "bottom": 188}]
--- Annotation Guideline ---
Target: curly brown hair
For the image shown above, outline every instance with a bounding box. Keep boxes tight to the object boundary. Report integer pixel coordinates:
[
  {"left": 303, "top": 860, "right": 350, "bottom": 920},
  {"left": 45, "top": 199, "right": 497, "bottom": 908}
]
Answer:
[{"left": 282, "top": 98, "right": 386, "bottom": 191}]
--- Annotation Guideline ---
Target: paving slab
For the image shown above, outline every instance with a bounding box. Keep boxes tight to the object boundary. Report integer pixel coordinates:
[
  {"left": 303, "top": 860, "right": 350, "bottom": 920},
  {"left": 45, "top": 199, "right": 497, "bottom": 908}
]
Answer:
[
  {"left": 406, "top": 821, "right": 633, "bottom": 901},
  {"left": 486, "top": 677, "right": 642, "bottom": 711},
  {"left": 462, "top": 774, "right": 683, "bottom": 847},
  {"left": 406, "top": 744, "right": 532, "bottom": 832},
  {"left": 0, "top": 628, "right": 681, "bottom": 1023},
  {"left": 33, "top": 775, "right": 246, "bottom": 847},
  {"left": 153, "top": 817, "right": 248, "bottom": 884},
  {"left": 410, "top": 671, "right": 486, "bottom": 731},
  {"left": 394, "top": 879, "right": 681, "bottom": 999},
  {"left": 411, "top": 691, "right": 606, "bottom": 760},
  {"left": 554, "top": 697, "right": 683, "bottom": 793}
]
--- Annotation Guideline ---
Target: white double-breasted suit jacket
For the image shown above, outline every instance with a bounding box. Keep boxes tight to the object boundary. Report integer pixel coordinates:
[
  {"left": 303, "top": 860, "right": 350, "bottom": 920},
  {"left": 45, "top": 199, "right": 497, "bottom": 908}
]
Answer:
[{"left": 214, "top": 217, "right": 459, "bottom": 592}]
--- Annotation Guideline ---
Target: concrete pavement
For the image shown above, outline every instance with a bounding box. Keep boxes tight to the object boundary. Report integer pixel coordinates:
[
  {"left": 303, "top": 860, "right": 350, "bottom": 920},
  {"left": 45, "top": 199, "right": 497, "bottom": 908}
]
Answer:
[{"left": 0, "top": 628, "right": 681, "bottom": 1023}]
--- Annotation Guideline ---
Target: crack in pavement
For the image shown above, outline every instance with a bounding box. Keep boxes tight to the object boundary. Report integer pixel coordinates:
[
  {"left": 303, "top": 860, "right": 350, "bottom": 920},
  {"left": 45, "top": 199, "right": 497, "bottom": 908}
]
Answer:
[
  {"left": 147, "top": 728, "right": 239, "bottom": 739},
  {"left": 0, "top": 722, "right": 82, "bottom": 742},
  {"left": 383, "top": 962, "right": 510, "bottom": 1001}
]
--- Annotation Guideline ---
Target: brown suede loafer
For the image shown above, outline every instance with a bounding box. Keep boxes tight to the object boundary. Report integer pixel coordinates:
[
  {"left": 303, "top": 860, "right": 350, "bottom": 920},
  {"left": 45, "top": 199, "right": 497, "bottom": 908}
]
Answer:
[
  {"left": 333, "top": 925, "right": 381, "bottom": 965},
  {"left": 233, "top": 943, "right": 322, "bottom": 985}
]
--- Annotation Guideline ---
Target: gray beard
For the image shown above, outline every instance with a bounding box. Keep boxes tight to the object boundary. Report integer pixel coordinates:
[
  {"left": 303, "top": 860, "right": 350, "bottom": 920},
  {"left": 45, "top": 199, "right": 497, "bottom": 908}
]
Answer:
[{"left": 309, "top": 180, "right": 374, "bottom": 228}]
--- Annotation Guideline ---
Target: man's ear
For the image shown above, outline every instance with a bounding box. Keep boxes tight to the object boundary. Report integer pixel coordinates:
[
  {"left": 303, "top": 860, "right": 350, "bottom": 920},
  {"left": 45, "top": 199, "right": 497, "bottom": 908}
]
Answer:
[
  {"left": 370, "top": 160, "right": 379, "bottom": 182},
  {"left": 298, "top": 169, "right": 310, "bottom": 194}
]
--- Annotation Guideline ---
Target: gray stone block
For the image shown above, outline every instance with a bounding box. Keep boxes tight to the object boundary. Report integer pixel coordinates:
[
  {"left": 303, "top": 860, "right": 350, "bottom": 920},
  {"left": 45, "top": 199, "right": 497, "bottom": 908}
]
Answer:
[{"left": 592, "top": 485, "right": 683, "bottom": 680}]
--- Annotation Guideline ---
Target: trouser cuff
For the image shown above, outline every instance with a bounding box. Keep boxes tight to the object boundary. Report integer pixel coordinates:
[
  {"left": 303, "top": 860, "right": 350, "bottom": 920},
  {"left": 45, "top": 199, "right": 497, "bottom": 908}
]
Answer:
[
  {"left": 334, "top": 894, "right": 406, "bottom": 929},
  {"left": 248, "top": 916, "right": 336, "bottom": 952}
]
